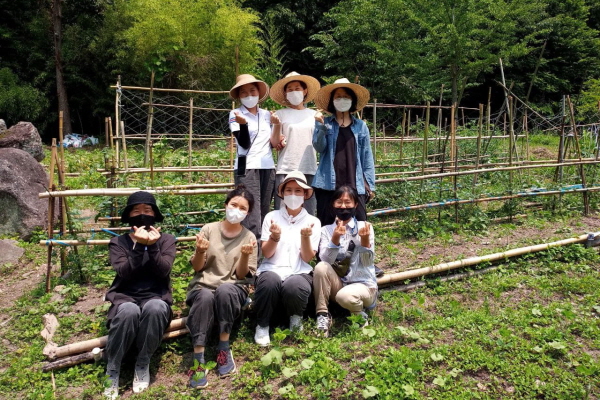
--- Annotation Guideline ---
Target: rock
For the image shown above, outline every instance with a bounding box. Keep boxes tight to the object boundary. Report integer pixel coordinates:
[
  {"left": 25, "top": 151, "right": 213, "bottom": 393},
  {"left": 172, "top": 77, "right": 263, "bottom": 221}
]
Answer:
[
  {"left": 0, "top": 239, "right": 24, "bottom": 266},
  {"left": 0, "top": 120, "right": 6, "bottom": 134},
  {"left": 0, "top": 122, "right": 45, "bottom": 161},
  {"left": 0, "top": 148, "right": 49, "bottom": 240}
]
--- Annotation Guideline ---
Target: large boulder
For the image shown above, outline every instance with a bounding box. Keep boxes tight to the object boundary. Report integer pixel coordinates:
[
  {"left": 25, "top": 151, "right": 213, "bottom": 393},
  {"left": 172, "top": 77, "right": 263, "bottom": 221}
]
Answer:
[
  {"left": 0, "top": 239, "right": 24, "bottom": 266},
  {"left": 0, "top": 121, "right": 45, "bottom": 161},
  {"left": 0, "top": 148, "right": 49, "bottom": 240}
]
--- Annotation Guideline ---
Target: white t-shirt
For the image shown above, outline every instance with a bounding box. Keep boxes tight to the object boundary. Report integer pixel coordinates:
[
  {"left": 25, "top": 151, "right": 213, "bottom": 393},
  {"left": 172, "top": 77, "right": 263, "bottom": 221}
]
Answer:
[
  {"left": 275, "top": 108, "right": 317, "bottom": 175},
  {"left": 258, "top": 207, "right": 321, "bottom": 280},
  {"left": 229, "top": 106, "right": 275, "bottom": 170}
]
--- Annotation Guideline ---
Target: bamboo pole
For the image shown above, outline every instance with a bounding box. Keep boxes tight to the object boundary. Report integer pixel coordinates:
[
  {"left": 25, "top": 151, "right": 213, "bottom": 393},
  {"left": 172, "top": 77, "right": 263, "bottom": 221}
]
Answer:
[
  {"left": 144, "top": 71, "right": 155, "bottom": 167},
  {"left": 140, "top": 102, "right": 230, "bottom": 112},
  {"left": 115, "top": 77, "right": 121, "bottom": 167},
  {"left": 188, "top": 97, "right": 194, "bottom": 184},
  {"left": 46, "top": 140, "right": 57, "bottom": 293},
  {"left": 97, "top": 208, "right": 225, "bottom": 221},
  {"left": 473, "top": 104, "right": 483, "bottom": 188},
  {"left": 57, "top": 112, "right": 67, "bottom": 275},
  {"left": 108, "top": 117, "right": 114, "bottom": 150},
  {"left": 373, "top": 99, "right": 377, "bottom": 161},
  {"left": 120, "top": 120, "right": 128, "bottom": 171},
  {"left": 377, "top": 232, "right": 598, "bottom": 287},
  {"left": 451, "top": 104, "right": 458, "bottom": 223},
  {"left": 44, "top": 318, "right": 188, "bottom": 360},
  {"left": 368, "top": 186, "right": 600, "bottom": 218},
  {"left": 567, "top": 96, "right": 590, "bottom": 215},
  {"left": 109, "top": 85, "right": 229, "bottom": 95},
  {"left": 39, "top": 188, "right": 231, "bottom": 199},
  {"left": 422, "top": 102, "right": 430, "bottom": 174}
]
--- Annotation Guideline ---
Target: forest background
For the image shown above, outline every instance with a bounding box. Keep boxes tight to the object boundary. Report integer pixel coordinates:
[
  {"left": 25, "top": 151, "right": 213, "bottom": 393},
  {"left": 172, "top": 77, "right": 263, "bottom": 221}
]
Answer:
[{"left": 2, "top": 0, "right": 600, "bottom": 139}]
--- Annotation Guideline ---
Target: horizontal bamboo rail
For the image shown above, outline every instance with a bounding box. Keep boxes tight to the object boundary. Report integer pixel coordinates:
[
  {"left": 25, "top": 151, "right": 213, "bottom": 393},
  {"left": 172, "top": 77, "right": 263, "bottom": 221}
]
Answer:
[
  {"left": 141, "top": 102, "right": 229, "bottom": 111},
  {"left": 40, "top": 236, "right": 197, "bottom": 246},
  {"left": 376, "top": 232, "right": 599, "bottom": 287},
  {"left": 373, "top": 134, "right": 524, "bottom": 143},
  {"left": 39, "top": 188, "right": 230, "bottom": 199},
  {"left": 97, "top": 209, "right": 225, "bottom": 221},
  {"left": 110, "top": 85, "right": 228, "bottom": 94},
  {"left": 368, "top": 186, "right": 600, "bottom": 217}
]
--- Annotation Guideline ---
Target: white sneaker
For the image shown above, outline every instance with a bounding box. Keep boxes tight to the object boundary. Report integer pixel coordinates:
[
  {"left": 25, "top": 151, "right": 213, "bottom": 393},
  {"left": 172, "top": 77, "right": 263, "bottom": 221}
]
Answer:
[
  {"left": 289, "top": 315, "right": 303, "bottom": 332},
  {"left": 132, "top": 363, "right": 150, "bottom": 393},
  {"left": 254, "top": 325, "right": 270, "bottom": 346},
  {"left": 316, "top": 313, "right": 332, "bottom": 337},
  {"left": 103, "top": 370, "right": 119, "bottom": 400}
]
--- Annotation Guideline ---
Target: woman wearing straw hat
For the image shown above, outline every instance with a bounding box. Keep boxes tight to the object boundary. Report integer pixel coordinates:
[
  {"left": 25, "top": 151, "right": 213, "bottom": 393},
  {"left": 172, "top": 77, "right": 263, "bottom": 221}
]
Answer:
[
  {"left": 312, "top": 78, "right": 376, "bottom": 226},
  {"left": 103, "top": 191, "right": 176, "bottom": 399},
  {"left": 228, "top": 74, "right": 280, "bottom": 239},
  {"left": 253, "top": 171, "right": 321, "bottom": 346},
  {"left": 270, "top": 72, "right": 321, "bottom": 215}
]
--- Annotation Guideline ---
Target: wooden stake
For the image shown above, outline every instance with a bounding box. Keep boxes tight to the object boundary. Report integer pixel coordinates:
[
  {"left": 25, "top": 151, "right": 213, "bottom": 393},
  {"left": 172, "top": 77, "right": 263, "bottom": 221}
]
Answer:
[
  {"left": 188, "top": 97, "right": 194, "bottom": 184},
  {"left": 144, "top": 71, "right": 155, "bottom": 167},
  {"left": 567, "top": 95, "right": 590, "bottom": 215}
]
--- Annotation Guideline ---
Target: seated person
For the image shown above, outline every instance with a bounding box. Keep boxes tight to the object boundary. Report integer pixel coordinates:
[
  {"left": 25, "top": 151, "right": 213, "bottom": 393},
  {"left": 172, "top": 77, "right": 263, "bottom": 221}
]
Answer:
[
  {"left": 186, "top": 185, "right": 257, "bottom": 388},
  {"left": 104, "top": 191, "right": 176, "bottom": 399},
  {"left": 313, "top": 185, "right": 377, "bottom": 337},
  {"left": 253, "top": 171, "right": 321, "bottom": 346}
]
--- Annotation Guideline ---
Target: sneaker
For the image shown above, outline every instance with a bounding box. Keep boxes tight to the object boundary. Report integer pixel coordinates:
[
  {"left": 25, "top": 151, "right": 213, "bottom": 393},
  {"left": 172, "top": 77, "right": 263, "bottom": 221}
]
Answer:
[
  {"left": 289, "top": 315, "right": 303, "bottom": 332},
  {"left": 188, "top": 359, "right": 208, "bottom": 389},
  {"left": 374, "top": 265, "right": 384, "bottom": 278},
  {"left": 132, "top": 363, "right": 150, "bottom": 393},
  {"left": 254, "top": 325, "right": 270, "bottom": 346},
  {"left": 316, "top": 313, "right": 332, "bottom": 337},
  {"left": 216, "top": 348, "right": 236, "bottom": 376},
  {"left": 103, "top": 370, "right": 119, "bottom": 400}
]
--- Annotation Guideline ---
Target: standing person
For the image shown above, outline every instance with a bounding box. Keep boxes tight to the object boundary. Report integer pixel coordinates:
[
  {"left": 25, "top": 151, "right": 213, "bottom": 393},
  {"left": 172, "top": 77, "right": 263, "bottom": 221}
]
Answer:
[
  {"left": 104, "top": 191, "right": 176, "bottom": 399},
  {"left": 186, "top": 185, "right": 257, "bottom": 388},
  {"left": 313, "top": 185, "right": 377, "bottom": 337},
  {"left": 229, "top": 74, "right": 279, "bottom": 239},
  {"left": 253, "top": 171, "right": 321, "bottom": 346},
  {"left": 312, "top": 78, "right": 376, "bottom": 226},
  {"left": 270, "top": 72, "right": 321, "bottom": 215}
]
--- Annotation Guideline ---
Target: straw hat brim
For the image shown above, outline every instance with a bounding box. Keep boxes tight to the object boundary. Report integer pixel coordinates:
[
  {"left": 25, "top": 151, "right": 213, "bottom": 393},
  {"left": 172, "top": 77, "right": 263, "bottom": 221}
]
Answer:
[
  {"left": 270, "top": 75, "right": 321, "bottom": 107},
  {"left": 314, "top": 82, "right": 370, "bottom": 112},
  {"left": 277, "top": 177, "right": 314, "bottom": 200},
  {"left": 229, "top": 77, "right": 270, "bottom": 102}
]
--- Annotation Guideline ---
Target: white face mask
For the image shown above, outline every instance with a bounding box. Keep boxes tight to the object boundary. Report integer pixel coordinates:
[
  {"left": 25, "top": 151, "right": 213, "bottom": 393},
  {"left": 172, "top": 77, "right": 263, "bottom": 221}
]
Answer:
[
  {"left": 225, "top": 206, "right": 247, "bottom": 224},
  {"left": 286, "top": 91, "right": 305, "bottom": 106},
  {"left": 240, "top": 95, "right": 259, "bottom": 109},
  {"left": 333, "top": 98, "right": 352, "bottom": 112},
  {"left": 283, "top": 194, "right": 304, "bottom": 211}
]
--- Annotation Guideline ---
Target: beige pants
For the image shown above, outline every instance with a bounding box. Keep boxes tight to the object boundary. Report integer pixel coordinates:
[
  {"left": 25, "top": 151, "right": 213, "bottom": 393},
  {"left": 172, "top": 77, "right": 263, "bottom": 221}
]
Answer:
[{"left": 313, "top": 261, "right": 377, "bottom": 314}]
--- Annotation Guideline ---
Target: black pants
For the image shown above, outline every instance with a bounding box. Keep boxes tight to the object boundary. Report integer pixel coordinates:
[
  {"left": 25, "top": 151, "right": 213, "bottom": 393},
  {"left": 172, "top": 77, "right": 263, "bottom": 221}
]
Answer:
[
  {"left": 105, "top": 299, "right": 171, "bottom": 371},
  {"left": 235, "top": 168, "right": 275, "bottom": 239},
  {"left": 185, "top": 284, "right": 247, "bottom": 347},
  {"left": 253, "top": 271, "right": 313, "bottom": 327},
  {"left": 315, "top": 188, "right": 368, "bottom": 226}
]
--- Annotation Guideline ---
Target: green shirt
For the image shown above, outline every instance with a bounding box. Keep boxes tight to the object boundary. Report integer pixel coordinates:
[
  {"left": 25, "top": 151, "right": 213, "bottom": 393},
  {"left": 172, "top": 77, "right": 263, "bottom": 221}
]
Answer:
[{"left": 187, "top": 221, "right": 257, "bottom": 293}]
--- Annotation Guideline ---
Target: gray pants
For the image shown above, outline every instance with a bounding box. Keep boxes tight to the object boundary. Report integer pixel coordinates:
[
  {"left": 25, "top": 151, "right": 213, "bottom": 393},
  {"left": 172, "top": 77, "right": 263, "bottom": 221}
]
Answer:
[
  {"left": 274, "top": 173, "right": 316, "bottom": 216},
  {"left": 105, "top": 299, "right": 170, "bottom": 371},
  {"left": 254, "top": 271, "right": 313, "bottom": 327},
  {"left": 185, "top": 284, "right": 247, "bottom": 347},
  {"left": 235, "top": 168, "right": 275, "bottom": 238}
]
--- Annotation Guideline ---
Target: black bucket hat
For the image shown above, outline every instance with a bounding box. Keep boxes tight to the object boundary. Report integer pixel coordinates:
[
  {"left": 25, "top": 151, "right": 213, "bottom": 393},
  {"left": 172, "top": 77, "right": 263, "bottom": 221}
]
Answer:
[{"left": 120, "top": 191, "right": 164, "bottom": 223}]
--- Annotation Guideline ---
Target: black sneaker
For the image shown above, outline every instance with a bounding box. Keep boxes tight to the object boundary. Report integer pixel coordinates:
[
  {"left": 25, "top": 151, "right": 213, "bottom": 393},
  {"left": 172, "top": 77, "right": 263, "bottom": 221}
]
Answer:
[{"left": 374, "top": 265, "right": 384, "bottom": 277}]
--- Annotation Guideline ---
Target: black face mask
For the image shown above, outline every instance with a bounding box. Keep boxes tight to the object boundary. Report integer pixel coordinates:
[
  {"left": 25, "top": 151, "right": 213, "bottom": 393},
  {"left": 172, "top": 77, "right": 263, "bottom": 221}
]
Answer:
[
  {"left": 333, "top": 207, "right": 356, "bottom": 222},
  {"left": 129, "top": 214, "right": 156, "bottom": 229}
]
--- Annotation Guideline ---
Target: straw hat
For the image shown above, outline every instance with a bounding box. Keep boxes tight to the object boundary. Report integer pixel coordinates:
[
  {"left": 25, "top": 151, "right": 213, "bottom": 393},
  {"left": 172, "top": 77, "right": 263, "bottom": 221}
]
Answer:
[
  {"left": 270, "top": 72, "right": 321, "bottom": 106},
  {"left": 314, "top": 78, "right": 370, "bottom": 112},
  {"left": 277, "top": 171, "right": 314, "bottom": 200},
  {"left": 229, "top": 74, "right": 269, "bottom": 101}
]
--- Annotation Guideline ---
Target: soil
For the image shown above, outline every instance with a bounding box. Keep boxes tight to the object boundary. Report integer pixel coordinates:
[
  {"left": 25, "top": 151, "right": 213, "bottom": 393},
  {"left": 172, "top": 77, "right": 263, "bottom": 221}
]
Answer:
[{"left": 0, "top": 211, "right": 598, "bottom": 398}]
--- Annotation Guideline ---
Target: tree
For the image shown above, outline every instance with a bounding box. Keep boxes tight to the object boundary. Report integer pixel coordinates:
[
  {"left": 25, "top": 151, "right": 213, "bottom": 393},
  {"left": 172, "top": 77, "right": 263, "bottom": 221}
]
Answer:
[
  {"left": 51, "top": 0, "right": 73, "bottom": 134},
  {"left": 309, "top": 0, "right": 548, "bottom": 105}
]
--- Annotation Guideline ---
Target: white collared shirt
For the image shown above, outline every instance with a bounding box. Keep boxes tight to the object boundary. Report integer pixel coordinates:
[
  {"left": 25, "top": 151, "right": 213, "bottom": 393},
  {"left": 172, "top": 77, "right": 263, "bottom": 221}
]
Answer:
[{"left": 229, "top": 106, "right": 275, "bottom": 169}]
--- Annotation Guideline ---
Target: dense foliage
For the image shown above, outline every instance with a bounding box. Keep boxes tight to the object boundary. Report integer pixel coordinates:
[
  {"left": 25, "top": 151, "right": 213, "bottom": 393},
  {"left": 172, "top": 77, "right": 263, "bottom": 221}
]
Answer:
[{"left": 1, "top": 0, "right": 600, "bottom": 138}]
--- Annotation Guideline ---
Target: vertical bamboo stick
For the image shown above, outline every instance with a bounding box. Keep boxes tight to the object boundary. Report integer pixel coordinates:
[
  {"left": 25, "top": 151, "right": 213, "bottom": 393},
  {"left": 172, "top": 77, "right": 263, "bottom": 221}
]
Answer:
[
  {"left": 46, "top": 140, "right": 57, "bottom": 293},
  {"left": 451, "top": 104, "right": 458, "bottom": 223},
  {"left": 150, "top": 140, "right": 154, "bottom": 188},
  {"left": 57, "top": 112, "right": 67, "bottom": 275},
  {"left": 422, "top": 102, "right": 430, "bottom": 174},
  {"left": 108, "top": 117, "right": 114, "bottom": 150},
  {"left": 473, "top": 104, "right": 483, "bottom": 188},
  {"left": 144, "top": 71, "right": 155, "bottom": 167},
  {"left": 115, "top": 76, "right": 121, "bottom": 167},
  {"left": 372, "top": 99, "right": 377, "bottom": 162},
  {"left": 104, "top": 117, "right": 109, "bottom": 146},
  {"left": 188, "top": 97, "right": 194, "bottom": 184},
  {"left": 567, "top": 96, "right": 590, "bottom": 215},
  {"left": 120, "top": 121, "right": 128, "bottom": 171}
]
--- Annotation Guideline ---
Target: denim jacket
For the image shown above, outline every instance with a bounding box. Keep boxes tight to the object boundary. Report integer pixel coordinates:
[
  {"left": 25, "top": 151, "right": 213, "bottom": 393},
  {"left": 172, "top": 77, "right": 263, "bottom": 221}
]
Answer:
[{"left": 312, "top": 115, "right": 376, "bottom": 195}]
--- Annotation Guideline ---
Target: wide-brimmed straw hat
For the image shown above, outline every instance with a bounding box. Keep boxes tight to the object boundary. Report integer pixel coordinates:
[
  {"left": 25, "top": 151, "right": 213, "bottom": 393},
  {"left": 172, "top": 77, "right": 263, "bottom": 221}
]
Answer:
[
  {"left": 277, "top": 171, "right": 314, "bottom": 200},
  {"left": 229, "top": 74, "right": 269, "bottom": 101},
  {"left": 270, "top": 72, "right": 321, "bottom": 106},
  {"left": 121, "top": 191, "right": 164, "bottom": 223},
  {"left": 314, "top": 78, "right": 370, "bottom": 112}
]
